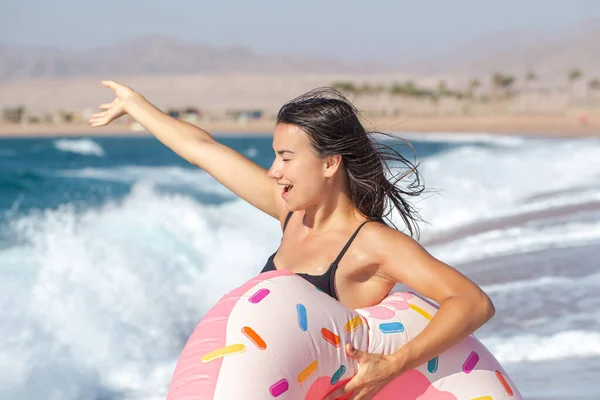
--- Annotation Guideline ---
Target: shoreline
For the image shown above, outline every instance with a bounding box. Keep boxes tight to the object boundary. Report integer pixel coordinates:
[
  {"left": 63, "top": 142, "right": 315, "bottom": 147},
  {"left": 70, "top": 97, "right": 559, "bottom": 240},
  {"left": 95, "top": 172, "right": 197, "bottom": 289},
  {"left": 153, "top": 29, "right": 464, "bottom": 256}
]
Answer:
[{"left": 0, "top": 114, "right": 598, "bottom": 138}]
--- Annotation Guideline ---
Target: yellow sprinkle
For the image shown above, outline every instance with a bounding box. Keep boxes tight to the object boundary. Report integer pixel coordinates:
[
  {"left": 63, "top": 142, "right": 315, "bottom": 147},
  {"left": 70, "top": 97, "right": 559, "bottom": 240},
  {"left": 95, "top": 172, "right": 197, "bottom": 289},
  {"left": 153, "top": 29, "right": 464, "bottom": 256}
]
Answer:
[
  {"left": 297, "top": 360, "right": 318, "bottom": 383},
  {"left": 471, "top": 397, "right": 493, "bottom": 400},
  {"left": 201, "top": 343, "right": 245, "bottom": 363},
  {"left": 409, "top": 304, "right": 432, "bottom": 320},
  {"left": 345, "top": 315, "right": 364, "bottom": 332}
]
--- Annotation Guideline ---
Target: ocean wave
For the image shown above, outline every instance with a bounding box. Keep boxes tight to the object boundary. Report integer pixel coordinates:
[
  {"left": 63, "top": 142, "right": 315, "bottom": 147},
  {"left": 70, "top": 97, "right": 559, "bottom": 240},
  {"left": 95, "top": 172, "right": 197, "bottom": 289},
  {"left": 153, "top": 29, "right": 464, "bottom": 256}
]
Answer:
[
  {"left": 53, "top": 139, "right": 105, "bottom": 157},
  {"left": 416, "top": 138, "right": 600, "bottom": 237},
  {"left": 483, "top": 330, "right": 600, "bottom": 363},
  {"left": 0, "top": 185, "right": 280, "bottom": 400},
  {"left": 0, "top": 149, "right": 16, "bottom": 157},
  {"left": 431, "top": 218, "right": 600, "bottom": 265},
  {"left": 55, "top": 166, "right": 236, "bottom": 197},
  {"left": 398, "top": 132, "right": 529, "bottom": 147},
  {"left": 481, "top": 275, "right": 579, "bottom": 294}
]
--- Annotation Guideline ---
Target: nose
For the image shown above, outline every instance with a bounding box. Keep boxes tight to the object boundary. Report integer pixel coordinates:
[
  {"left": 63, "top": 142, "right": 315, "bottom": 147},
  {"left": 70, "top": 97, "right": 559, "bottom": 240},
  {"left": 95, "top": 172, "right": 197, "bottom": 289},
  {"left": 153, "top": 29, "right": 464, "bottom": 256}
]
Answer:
[{"left": 267, "top": 160, "right": 282, "bottom": 179}]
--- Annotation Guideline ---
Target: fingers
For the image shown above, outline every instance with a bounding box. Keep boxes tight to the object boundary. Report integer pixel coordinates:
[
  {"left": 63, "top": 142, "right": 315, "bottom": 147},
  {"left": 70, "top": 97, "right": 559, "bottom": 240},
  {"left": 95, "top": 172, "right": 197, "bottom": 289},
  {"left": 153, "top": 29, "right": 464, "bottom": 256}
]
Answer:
[
  {"left": 346, "top": 344, "right": 366, "bottom": 361},
  {"left": 89, "top": 112, "right": 109, "bottom": 127},
  {"left": 98, "top": 103, "right": 112, "bottom": 110},
  {"left": 102, "top": 80, "right": 119, "bottom": 89},
  {"left": 91, "top": 111, "right": 107, "bottom": 119},
  {"left": 327, "top": 379, "right": 357, "bottom": 400},
  {"left": 327, "top": 390, "right": 353, "bottom": 400},
  {"left": 89, "top": 117, "right": 106, "bottom": 127}
]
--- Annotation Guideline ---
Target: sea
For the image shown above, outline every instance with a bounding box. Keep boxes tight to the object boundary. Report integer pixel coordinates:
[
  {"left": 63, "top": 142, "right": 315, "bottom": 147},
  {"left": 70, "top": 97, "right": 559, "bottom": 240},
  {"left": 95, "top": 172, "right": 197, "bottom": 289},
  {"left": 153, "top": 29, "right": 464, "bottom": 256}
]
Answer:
[{"left": 1, "top": 132, "right": 599, "bottom": 399}]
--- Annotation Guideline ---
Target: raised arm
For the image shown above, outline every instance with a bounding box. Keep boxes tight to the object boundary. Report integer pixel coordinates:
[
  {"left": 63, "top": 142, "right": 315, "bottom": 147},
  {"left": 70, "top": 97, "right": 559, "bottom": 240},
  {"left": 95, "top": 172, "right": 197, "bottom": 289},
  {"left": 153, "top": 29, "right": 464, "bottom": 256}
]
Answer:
[{"left": 90, "top": 81, "right": 286, "bottom": 220}]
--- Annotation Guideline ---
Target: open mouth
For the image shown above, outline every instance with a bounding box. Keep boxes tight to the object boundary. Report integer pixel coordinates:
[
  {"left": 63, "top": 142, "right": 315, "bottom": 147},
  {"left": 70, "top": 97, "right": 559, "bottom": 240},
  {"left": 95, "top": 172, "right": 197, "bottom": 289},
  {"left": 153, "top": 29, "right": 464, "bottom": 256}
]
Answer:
[{"left": 280, "top": 184, "right": 293, "bottom": 195}]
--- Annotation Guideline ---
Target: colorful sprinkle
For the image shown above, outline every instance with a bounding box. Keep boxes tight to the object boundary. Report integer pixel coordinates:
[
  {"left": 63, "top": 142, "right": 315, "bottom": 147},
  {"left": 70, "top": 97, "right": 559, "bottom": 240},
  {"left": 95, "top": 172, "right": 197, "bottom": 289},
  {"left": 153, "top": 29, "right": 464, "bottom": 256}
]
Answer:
[
  {"left": 298, "top": 360, "right": 318, "bottom": 383},
  {"left": 495, "top": 370, "right": 513, "bottom": 396},
  {"left": 409, "top": 304, "right": 432, "bottom": 320},
  {"left": 366, "top": 306, "right": 396, "bottom": 319},
  {"left": 241, "top": 326, "right": 266, "bottom": 350},
  {"left": 462, "top": 351, "right": 480, "bottom": 374},
  {"left": 297, "top": 304, "right": 308, "bottom": 331},
  {"left": 427, "top": 356, "right": 439, "bottom": 373},
  {"left": 471, "top": 397, "right": 493, "bottom": 400},
  {"left": 269, "top": 378, "right": 289, "bottom": 397},
  {"left": 331, "top": 365, "right": 346, "bottom": 385},
  {"left": 321, "top": 328, "right": 340, "bottom": 347},
  {"left": 378, "top": 322, "right": 405, "bottom": 334},
  {"left": 344, "top": 316, "right": 364, "bottom": 332},
  {"left": 249, "top": 288, "right": 270, "bottom": 304},
  {"left": 201, "top": 343, "right": 245, "bottom": 363},
  {"left": 385, "top": 300, "right": 410, "bottom": 311}
]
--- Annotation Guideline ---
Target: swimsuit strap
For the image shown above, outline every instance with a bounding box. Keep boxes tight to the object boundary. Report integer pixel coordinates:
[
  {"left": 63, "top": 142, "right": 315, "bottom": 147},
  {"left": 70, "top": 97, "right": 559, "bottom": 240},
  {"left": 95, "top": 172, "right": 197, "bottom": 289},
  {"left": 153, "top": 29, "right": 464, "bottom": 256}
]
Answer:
[
  {"left": 331, "top": 220, "right": 371, "bottom": 266},
  {"left": 283, "top": 212, "right": 293, "bottom": 232}
]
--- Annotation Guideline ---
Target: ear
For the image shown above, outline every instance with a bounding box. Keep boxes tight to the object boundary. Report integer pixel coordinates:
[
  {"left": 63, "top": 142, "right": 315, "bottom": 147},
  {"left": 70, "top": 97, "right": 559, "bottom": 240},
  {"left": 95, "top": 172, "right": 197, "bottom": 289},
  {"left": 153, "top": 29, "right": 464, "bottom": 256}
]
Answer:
[{"left": 323, "top": 155, "right": 343, "bottom": 178}]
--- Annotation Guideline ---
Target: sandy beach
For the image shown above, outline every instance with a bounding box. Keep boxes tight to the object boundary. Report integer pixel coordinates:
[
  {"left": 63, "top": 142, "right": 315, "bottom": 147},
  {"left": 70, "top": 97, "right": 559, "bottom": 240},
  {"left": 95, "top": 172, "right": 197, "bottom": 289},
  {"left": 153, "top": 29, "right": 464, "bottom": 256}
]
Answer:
[{"left": 1, "top": 114, "right": 598, "bottom": 138}]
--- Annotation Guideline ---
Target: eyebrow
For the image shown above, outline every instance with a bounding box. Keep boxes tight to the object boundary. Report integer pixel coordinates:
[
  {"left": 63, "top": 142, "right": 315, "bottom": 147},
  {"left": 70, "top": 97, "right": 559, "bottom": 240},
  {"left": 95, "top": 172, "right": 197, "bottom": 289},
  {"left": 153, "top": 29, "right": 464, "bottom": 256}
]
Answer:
[{"left": 274, "top": 149, "right": 295, "bottom": 155}]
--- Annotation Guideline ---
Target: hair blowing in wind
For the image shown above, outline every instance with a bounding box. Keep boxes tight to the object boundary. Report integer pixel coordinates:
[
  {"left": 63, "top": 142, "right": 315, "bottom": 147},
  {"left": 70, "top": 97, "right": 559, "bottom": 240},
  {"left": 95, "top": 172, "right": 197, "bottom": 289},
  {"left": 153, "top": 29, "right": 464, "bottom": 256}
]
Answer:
[{"left": 276, "top": 87, "right": 425, "bottom": 237}]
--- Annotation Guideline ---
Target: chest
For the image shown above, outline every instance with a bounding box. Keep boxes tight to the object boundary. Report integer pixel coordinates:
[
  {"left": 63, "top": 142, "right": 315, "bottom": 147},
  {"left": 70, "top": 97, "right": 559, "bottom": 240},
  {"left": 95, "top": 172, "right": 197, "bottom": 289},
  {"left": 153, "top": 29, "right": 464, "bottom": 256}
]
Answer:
[{"left": 273, "top": 231, "right": 369, "bottom": 278}]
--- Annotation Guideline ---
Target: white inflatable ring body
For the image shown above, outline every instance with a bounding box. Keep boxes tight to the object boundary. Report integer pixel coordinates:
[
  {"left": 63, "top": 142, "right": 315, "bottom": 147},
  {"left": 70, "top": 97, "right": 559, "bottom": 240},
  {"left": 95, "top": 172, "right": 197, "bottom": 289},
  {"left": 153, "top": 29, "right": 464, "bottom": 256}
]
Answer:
[{"left": 167, "top": 270, "right": 522, "bottom": 399}]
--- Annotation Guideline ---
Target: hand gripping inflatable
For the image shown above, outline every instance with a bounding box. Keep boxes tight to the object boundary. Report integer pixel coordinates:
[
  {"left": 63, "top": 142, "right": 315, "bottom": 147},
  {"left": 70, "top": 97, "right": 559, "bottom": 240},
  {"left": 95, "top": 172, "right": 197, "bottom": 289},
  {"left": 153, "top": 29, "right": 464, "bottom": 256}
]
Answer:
[{"left": 167, "top": 270, "right": 522, "bottom": 399}]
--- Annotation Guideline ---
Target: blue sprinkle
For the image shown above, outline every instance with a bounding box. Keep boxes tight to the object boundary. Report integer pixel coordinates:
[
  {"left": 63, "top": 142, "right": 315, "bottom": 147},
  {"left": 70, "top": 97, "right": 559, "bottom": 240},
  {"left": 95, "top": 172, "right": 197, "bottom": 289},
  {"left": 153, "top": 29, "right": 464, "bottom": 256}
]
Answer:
[
  {"left": 378, "top": 322, "right": 405, "bottom": 334},
  {"left": 331, "top": 365, "right": 346, "bottom": 385},
  {"left": 296, "top": 304, "right": 308, "bottom": 331},
  {"left": 427, "top": 356, "right": 439, "bottom": 373}
]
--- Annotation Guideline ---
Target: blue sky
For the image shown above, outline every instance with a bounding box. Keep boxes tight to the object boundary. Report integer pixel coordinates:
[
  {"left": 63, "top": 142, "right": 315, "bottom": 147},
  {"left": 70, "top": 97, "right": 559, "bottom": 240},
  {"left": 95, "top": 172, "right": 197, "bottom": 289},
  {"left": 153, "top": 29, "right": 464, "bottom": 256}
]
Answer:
[{"left": 1, "top": 0, "right": 598, "bottom": 62}]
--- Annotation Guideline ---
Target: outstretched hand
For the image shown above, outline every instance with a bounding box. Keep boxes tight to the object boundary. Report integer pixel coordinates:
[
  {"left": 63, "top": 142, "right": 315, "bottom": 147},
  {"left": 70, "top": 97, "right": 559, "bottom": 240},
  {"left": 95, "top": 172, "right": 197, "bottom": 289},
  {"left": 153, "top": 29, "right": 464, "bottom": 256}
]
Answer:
[
  {"left": 326, "top": 344, "right": 401, "bottom": 400},
  {"left": 89, "top": 81, "right": 137, "bottom": 127}
]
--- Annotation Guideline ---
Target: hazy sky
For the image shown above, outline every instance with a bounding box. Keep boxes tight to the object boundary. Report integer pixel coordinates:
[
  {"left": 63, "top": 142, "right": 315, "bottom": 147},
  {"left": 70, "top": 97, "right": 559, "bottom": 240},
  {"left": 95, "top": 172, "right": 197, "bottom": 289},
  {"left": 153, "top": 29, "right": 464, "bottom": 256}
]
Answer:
[{"left": 1, "top": 0, "right": 599, "bottom": 62}]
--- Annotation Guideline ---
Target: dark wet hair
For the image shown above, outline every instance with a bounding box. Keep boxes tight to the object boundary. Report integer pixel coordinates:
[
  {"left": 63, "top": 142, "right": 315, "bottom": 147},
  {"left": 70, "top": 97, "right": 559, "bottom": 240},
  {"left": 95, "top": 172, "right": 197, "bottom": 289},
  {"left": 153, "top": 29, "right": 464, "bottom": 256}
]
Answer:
[{"left": 276, "top": 87, "right": 425, "bottom": 238}]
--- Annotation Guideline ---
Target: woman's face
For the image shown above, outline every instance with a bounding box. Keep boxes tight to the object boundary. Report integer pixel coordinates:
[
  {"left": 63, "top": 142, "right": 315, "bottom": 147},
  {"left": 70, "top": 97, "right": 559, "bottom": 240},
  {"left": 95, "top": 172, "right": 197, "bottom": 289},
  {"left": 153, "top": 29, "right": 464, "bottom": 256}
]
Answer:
[{"left": 268, "top": 123, "right": 329, "bottom": 211}]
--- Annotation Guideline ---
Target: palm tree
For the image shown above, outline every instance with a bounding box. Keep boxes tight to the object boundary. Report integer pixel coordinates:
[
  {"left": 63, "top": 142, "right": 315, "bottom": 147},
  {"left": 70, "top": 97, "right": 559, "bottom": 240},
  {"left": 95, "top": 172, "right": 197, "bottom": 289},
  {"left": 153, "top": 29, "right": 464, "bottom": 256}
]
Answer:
[
  {"left": 567, "top": 68, "right": 583, "bottom": 98},
  {"left": 437, "top": 80, "right": 448, "bottom": 97},
  {"left": 331, "top": 81, "right": 357, "bottom": 95},
  {"left": 468, "top": 79, "right": 481, "bottom": 100},
  {"left": 492, "top": 73, "right": 516, "bottom": 100},
  {"left": 389, "top": 82, "right": 406, "bottom": 96},
  {"left": 588, "top": 78, "right": 600, "bottom": 97},
  {"left": 524, "top": 71, "right": 536, "bottom": 94}
]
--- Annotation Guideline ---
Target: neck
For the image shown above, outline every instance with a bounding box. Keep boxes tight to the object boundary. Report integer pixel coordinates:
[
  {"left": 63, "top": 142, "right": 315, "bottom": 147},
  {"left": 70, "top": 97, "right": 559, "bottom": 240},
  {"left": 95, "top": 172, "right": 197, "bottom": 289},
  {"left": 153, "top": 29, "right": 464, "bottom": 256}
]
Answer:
[{"left": 301, "top": 183, "right": 363, "bottom": 234}]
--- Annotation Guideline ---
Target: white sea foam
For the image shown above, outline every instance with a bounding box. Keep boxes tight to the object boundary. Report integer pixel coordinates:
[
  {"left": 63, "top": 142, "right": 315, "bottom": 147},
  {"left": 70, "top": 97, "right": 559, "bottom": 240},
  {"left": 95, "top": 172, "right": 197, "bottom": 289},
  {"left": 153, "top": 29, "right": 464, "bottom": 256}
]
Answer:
[
  {"left": 0, "top": 184, "right": 280, "bottom": 399},
  {"left": 430, "top": 218, "right": 600, "bottom": 265},
  {"left": 3, "top": 135, "right": 600, "bottom": 399},
  {"left": 482, "top": 330, "right": 600, "bottom": 363},
  {"left": 54, "top": 139, "right": 105, "bottom": 157},
  {"left": 56, "top": 166, "right": 235, "bottom": 196},
  {"left": 399, "top": 132, "right": 529, "bottom": 147}
]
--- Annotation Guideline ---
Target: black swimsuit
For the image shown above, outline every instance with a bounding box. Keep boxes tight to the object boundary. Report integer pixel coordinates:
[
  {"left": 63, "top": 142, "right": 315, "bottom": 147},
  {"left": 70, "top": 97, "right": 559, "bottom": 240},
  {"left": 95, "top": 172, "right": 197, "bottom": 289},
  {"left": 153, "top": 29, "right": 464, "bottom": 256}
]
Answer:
[{"left": 261, "top": 212, "right": 371, "bottom": 300}]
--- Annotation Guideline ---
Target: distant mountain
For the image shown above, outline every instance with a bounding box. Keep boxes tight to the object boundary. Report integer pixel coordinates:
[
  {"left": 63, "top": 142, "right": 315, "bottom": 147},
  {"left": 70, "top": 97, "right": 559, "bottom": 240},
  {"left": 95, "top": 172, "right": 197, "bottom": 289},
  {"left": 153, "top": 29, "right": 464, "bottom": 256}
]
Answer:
[
  {"left": 408, "top": 21, "right": 600, "bottom": 83},
  {"left": 0, "top": 35, "right": 392, "bottom": 81}
]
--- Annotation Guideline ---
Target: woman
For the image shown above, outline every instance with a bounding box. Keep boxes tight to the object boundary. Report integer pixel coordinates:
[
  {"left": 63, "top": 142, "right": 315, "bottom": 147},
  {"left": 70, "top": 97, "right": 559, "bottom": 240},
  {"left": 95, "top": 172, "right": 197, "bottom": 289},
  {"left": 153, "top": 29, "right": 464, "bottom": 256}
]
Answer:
[{"left": 90, "top": 82, "right": 495, "bottom": 400}]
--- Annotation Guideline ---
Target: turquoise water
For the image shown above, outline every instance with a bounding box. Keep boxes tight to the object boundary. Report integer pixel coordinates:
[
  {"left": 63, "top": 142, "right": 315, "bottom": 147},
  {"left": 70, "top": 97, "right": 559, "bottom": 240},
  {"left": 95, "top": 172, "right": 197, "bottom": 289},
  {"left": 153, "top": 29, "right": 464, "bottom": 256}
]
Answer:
[{"left": 2, "top": 133, "right": 600, "bottom": 399}]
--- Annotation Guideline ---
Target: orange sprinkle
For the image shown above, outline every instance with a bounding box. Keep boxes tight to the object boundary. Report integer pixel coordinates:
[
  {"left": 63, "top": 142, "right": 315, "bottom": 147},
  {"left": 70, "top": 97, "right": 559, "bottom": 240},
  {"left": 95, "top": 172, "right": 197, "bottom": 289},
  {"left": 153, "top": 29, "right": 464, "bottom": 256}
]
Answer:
[
  {"left": 241, "top": 326, "right": 266, "bottom": 350},
  {"left": 495, "top": 370, "right": 513, "bottom": 396},
  {"left": 344, "top": 316, "right": 364, "bottom": 332},
  {"left": 297, "top": 360, "right": 318, "bottom": 383},
  {"left": 409, "top": 304, "right": 432, "bottom": 320},
  {"left": 321, "top": 328, "right": 340, "bottom": 347},
  {"left": 471, "top": 397, "right": 493, "bottom": 400}
]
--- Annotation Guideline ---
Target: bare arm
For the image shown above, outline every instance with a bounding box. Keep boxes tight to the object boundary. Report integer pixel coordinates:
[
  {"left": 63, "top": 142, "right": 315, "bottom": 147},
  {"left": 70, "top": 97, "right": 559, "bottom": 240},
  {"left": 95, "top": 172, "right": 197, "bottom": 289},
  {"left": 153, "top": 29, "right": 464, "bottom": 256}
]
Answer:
[
  {"left": 371, "top": 225, "right": 495, "bottom": 374},
  {"left": 90, "top": 81, "right": 286, "bottom": 220}
]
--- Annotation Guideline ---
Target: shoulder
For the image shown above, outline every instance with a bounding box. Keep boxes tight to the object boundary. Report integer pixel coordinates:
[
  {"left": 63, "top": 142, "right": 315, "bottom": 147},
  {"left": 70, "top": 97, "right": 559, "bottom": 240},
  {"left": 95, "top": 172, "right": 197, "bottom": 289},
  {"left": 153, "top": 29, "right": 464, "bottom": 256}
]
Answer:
[
  {"left": 358, "top": 220, "right": 428, "bottom": 264},
  {"left": 360, "top": 220, "right": 418, "bottom": 247}
]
